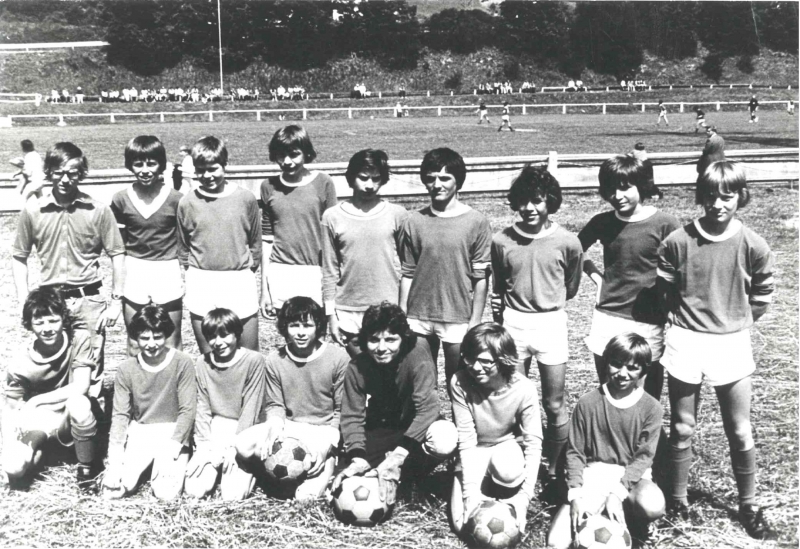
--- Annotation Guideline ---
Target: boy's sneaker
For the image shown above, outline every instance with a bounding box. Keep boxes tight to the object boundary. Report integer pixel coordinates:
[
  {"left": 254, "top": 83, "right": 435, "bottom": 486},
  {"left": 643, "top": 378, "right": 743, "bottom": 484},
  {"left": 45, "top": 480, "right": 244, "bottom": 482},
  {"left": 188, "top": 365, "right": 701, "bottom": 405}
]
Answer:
[
  {"left": 76, "top": 464, "right": 100, "bottom": 493},
  {"left": 665, "top": 500, "right": 690, "bottom": 522},
  {"left": 739, "top": 503, "right": 774, "bottom": 540}
]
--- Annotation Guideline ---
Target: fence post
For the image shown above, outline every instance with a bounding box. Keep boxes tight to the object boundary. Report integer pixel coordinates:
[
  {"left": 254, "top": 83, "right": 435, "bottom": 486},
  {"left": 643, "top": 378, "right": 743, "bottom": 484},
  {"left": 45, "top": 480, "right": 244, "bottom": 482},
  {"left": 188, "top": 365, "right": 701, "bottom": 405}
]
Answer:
[
  {"left": 450, "top": 91, "right": 454, "bottom": 96},
  {"left": 641, "top": 103, "right": 646, "bottom": 112},
  {"left": 437, "top": 107, "right": 442, "bottom": 116},
  {"left": 547, "top": 151, "right": 558, "bottom": 174},
  {"left": 209, "top": 111, "right": 213, "bottom": 122},
  {"left": 378, "top": 92, "right": 382, "bottom": 98},
  {"left": 159, "top": 113, "right": 165, "bottom": 123},
  {"left": 427, "top": 91, "right": 430, "bottom": 97},
  {"left": 749, "top": 83, "right": 753, "bottom": 89},
  {"left": 522, "top": 104, "right": 526, "bottom": 115},
  {"left": 603, "top": 104, "right": 607, "bottom": 114},
  {"left": 474, "top": 90, "right": 477, "bottom": 95},
  {"left": 562, "top": 104, "right": 566, "bottom": 114},
  {"left": 690, "top": 85, "right": 693, "bottom": 89},
  {"left": 669, "top": 85, "right": 673, "bottom": 90},
  {"left": 303, "top": 109, "right": 307, "bottom": 120},
  {"left": 56, "top": 115, "right": 66, "bottom": 127},
  {"left": 110, "top": 113, "right": 115, "bottom": 123},
  {"left": 716, "top": 102, "right": 721, "bottom": 111},
  {"left": 348, "top": 108, "right": 352, "bottom": 119},
  {"left": 730, "top": 84, "right": 733, "bottom": 89},
  {"left": 256, "top": 111, "right": 261, "bottom": 121},
  {"left": 648, "top": 85, "right": 652, "bottom": 91},
  {"left": 789, "top": 85, "right": 792, "bottom": 90},
  {"left": 606, "top": 86, "right": 609, "bottom": 92},
  {"left": 680, "top": 103, "right": 684, "bottom": 113},
  {"left": 330, "top": 93, "right": 334, "bottom": 99},
  {"left": 769, "top": 85, "right": 772, "bottom": 89},
  {"left": 710, "top": 84, "right": 713, "bottom": 89}
]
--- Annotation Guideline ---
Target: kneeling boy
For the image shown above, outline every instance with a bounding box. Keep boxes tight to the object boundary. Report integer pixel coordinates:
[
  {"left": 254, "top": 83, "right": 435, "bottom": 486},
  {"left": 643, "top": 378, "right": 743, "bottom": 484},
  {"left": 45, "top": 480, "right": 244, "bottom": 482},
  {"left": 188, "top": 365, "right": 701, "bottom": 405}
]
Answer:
[
  {"left": 103, "top": 304, "right": 196, "bottom": 500},
  {"left": 547, "top": 333, "right": 665, "bottom": 548},
  {"left": 236, "top": 297, "right": 348, "bottom": 501},
  {"left": 2, "top": 287, "right": 100, "bottom": 488}
]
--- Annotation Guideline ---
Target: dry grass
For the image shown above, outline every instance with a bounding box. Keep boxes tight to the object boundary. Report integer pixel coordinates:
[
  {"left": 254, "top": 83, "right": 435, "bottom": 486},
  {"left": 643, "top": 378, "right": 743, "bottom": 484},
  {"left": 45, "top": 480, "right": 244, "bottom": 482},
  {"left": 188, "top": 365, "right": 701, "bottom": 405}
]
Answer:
[{"left": 0, "top": 179, "right": 796, "bottom": 547}]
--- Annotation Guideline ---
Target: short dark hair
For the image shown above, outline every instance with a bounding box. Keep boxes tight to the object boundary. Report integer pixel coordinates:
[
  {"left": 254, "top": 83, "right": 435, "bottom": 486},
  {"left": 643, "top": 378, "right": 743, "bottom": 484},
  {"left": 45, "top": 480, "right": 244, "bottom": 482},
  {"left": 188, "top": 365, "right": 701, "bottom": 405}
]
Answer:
[
  {"left": 345, "top": 149, "right": 390, "bottom": 188},
  {"left": 44, "top": 142, "right": 88, "bottom": 179},
  {"left": 192, "top": 136, "right": 228, "bottom": 167},
  {"left": 420, "top": 147, "right": 467, "bottom": 190},
  {"left": 460, "top": 322, "right": 518, "bottom": 382},
  {"left": 598, "top": 154, "right": 662, "bottom": 202},
  {"left": 277, "top": 296, "right": 327, "bottom": 340},
  {"left": 201, "top": 308, "right": 243, "bottom": 341},
  {"left": 634, "top": 142, "right": 646, "bottom": 151},
  {"left": 602, "top": 332, "right": 652, "bottom": 376},
  {"left": 358, "top": 302, "right": 417, "bottom": 357},
  {"left": 20, "top": 140, "right": 34, "bottom": 153},
  {"left": 696, "top": 161, "right": 750, "bottom": 208},
  {"left": 125, "top": 135, "right": 167, "bottom": 172},
  {"left": 268, "top": 125, "right": 317, "bottom": 163},
  {"left": 22, "top": 286, "right": 72, "bottom": 336},
  {"left": 129, "top": 303, "right": 176, "bottom": 339},
  {"left": 507, "top": 165, "right": 562, "bottom": 214}
]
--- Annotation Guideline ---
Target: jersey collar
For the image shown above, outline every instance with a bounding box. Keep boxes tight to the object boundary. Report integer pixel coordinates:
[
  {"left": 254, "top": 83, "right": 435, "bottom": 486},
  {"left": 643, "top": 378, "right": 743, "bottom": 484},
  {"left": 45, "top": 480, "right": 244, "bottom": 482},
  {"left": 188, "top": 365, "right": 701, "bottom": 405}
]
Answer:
[
  {"left": 512, "top": 221, "right": 558, "bottom": 240},
  {"left": 693, "top": 218, "right": 742, "bottom": 242},
  {"left": 137, "top": 348, "right": 176, "bottom": 373},
  {"left": 615, "top": 205, "right": 657, "bottom": 223},
  {"left": 602, "top": 383, "right": 645, "bottom": 409},
  {"left": 286, "top": 341, "right": 327, "bottom": 363}
]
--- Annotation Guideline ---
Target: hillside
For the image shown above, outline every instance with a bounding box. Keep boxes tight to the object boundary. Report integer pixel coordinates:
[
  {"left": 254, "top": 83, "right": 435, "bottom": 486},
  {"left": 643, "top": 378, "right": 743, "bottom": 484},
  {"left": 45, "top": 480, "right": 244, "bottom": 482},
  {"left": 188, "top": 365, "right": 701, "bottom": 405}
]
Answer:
[{"left": 0, "top": 43, "right": 796, "bottom": 97}]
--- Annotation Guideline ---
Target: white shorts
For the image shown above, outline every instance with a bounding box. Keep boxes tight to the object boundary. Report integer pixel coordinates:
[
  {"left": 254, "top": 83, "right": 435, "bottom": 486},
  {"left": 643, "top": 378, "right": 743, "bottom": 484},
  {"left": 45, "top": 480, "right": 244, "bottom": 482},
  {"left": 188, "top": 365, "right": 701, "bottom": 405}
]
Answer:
[
  {"left": 408, "top": 318, "right": 469, "bottom": 344},
  {"left": 186, "top": 416, "right": 254, "bottom": 500},
  {"left": 662, "top": 325, "right": 755, "bottom": 386},
  {"left": 502, "top": 114, "right": 510, "bottom": 122},
  {"left": 503, "top": 309, "right": 568, "bottom": 366},
  {"left": 120, "top": 421, "right": 188, "bottom": 496},
  {"left": 13, "top": 406, "right": 72, "bottom": 446},
  {"left": 335, "top": 309, "right": 365, "bottom": 335},
  {"left": 585, "top": 309, "right": 665, "bottom": 360},
  {"left": 580, "top": 462, "right": 652, "bottom": 513},
  {"left": 185, "top": 267, "right": 258, "bottom": 319},
  {"left": 266, "top": 263, "right": 322, "bottom": 310},
  {"left": 124, "top": 256, "right": 184, "bottom": 305}
]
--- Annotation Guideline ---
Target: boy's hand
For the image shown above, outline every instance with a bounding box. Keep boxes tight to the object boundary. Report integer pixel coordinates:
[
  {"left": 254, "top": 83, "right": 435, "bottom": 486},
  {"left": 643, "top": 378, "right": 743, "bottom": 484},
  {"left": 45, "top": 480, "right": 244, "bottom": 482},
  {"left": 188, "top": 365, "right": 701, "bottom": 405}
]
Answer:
[
  {"left": 490, "top": 294, "right": 504, "bottom": 324},
  {"left": 331, "top": 457, "right": 371, "bottom": 493},
  {"left": 570, "top": 497, "right": 590, "bottom": 534},
  {"left": 260, "top": 294, "right": 277, "bottom": 319},
  {"left": 462, "top": 495, "right": 487, "bottom": 526},
  {"left": 502, "top": 492, "right": 531, "bottom": 533},
  {"left": 96, "top": 299, "right": 122, "bottom": 331},
  {"left": 163, "top": 439, "right": 184, "bottom": 461},
  {"left": 221, "top": 445, "right": 238, "bottom": 474},
  {"left": 258, "top": 417, "right": 284, "bottom": 461},
  {"left": 604, "top": 493, "right": 625, "bottom": 525},
  {"left": 327, "top": 315, "right": 346, "bottom": 347},
  {"left": 367, "top": 450, "right": 406, "bottom": 504}
]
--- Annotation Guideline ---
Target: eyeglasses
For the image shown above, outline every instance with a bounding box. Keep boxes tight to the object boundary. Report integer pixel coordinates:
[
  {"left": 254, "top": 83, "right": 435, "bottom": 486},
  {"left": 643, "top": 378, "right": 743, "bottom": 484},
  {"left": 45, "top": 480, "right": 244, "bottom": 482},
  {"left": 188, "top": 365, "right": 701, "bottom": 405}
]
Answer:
[
  {"left": 468, "top": 356, "right": 497, "bottom": 369},
  {"left": 51, "top": 170, "right": 81, "bottom": 180}
]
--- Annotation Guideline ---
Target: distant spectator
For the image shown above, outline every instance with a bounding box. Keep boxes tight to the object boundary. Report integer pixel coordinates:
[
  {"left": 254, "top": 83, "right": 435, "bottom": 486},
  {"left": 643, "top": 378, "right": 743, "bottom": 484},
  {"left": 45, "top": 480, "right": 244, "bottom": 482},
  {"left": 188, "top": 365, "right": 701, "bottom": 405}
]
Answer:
[
  {"left": 10, "top": 139, "right": 45, "bottom": 201},
  {"left": 399, "top": 84, "right": 406, "bottom": 99},
  {"left": 576, "top": 80, "right": 585, "bottom": 92},
  {"left": 178, "top": 145, "right": 195, "bottom": 193},
  {"left": 631, "top": 142, "right": 655, "bottom": 190},
  {"left": 696, "top": 126, "right": 725, "bottom": 179},
  {"left": 567, "top": 80, "right": 576, "bottom": 92},
  {"left": 657, "top": 100, "right": 669, "bottom": 126},
  {"left": 789, "top": 100, "right": 795, "bottom": 115},
  {"left": 748, "top": 95, "right": 759, "bottom": 123},
  {"left": 75, "top": 86, "right": 84, "bottom": 104},
  {"left": 620, "top": 80, "right": 626, "bottom": 91}
]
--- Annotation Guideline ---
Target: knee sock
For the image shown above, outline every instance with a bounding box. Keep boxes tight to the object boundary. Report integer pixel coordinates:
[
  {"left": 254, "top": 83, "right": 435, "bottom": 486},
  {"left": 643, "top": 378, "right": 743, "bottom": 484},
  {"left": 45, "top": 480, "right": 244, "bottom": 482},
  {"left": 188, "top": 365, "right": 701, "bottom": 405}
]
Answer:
[
  {"left": 71, "top": 416, "right": 98, "bottom": 465},
  {"left": 543, "top": 421, "right": 570, "bottom": 476},
  {"left": 730, "top": 446, "right": 756, "bottom": 506},
  {"left": 669, "top": 444, "right": 692, "bottom": 504}
]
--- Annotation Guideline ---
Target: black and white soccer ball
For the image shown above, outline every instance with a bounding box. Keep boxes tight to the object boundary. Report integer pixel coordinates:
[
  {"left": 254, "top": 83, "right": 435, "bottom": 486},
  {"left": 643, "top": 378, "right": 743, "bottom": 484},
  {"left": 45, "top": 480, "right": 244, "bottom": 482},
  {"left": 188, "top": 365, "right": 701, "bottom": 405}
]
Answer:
[
  {"left": 463, "top": 500, "right": 521, "bottom": 549},
  {"left": 263, "top": 437, "right": 312, "bottom": 482},
  {"left": 574, "top": 514, "right": 632, "bottom": 549},
  {"left": 332, "top": 476, "right": 391, "bottom": 527}
]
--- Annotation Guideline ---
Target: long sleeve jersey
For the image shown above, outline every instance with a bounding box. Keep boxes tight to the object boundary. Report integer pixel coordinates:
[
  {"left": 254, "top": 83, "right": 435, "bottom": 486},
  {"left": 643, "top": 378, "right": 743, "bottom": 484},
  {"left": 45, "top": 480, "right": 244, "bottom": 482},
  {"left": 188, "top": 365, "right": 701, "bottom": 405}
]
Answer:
[
  {"left": 177, "top": 186, "right": 262, "bottom": 270},
  {"left": 450, "top": 370, "right": 543, "bottom": 500},
  {"left": 108, "top": 349, "right": 197, "bottom": 454},
  {"left": 491, "top": 223, "right": 583, "bottom": 313},
  {"left": 259, "top": 172, "right": 338, "bottom": 266},
  {"left": 657, "top": 219, "right": 774, "bottom": 334},
  {"left": 400, "top": 206, "right": 492, "bottom": 323},
  {"left": 194, "top": 349, "right": 267, "bottom": 449},
  {"left": 321, "top": 201, "right": 407, "bottom": 312},
  {"left": 578, "top": 208, "right": 680, "bottom": 325},
  {"left": 340, "top": 340, "right": 440, "bottom": 461},
  {"left": 263, "top": 342, "right": 349, "bottom": 428},
  {"left": 566, "top": 386, "right": 662, "bottom": 491}
]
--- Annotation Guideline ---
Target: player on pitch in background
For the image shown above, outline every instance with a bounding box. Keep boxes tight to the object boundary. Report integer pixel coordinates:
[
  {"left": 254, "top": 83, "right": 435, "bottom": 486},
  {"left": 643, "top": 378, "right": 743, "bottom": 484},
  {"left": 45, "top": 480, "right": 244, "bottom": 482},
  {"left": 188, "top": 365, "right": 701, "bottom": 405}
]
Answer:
[
  {"left": 259, "top": 125, "right": 337, "bottom": 317},
  {"left": 322, "top": 149, "right": 407, "bottom": 357}
]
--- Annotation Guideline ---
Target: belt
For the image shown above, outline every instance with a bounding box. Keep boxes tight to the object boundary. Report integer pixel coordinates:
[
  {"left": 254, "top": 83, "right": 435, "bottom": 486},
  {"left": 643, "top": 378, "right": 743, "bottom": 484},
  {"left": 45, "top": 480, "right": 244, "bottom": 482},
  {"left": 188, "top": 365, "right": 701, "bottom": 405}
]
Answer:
[{"left": 48, "top": 281, "right": 102, "bottom": 299}]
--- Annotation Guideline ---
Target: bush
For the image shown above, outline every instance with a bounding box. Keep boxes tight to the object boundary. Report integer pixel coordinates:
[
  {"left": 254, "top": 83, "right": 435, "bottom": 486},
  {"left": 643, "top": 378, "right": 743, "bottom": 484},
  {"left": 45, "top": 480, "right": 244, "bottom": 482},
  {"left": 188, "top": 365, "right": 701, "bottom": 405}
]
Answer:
[
  {"left": 700, "top": 53, "right": 724, "bottom": 82},
  {"left": 736, "top": 55, "right": 754, "bottom": 74},
  {"left": 444, "top": 71, "right": 463, "bottom": 91}
]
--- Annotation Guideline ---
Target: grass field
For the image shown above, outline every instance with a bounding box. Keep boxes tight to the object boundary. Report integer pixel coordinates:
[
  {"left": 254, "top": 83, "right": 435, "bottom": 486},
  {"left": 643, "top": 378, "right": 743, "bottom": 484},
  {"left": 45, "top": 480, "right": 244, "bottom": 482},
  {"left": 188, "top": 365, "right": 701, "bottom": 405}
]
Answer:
[
  {"left": 1, "top": 110, "right": 798, "bottom": 170},
  {"left": 0, "top": 112, "right": 796, "bottom": 548}
]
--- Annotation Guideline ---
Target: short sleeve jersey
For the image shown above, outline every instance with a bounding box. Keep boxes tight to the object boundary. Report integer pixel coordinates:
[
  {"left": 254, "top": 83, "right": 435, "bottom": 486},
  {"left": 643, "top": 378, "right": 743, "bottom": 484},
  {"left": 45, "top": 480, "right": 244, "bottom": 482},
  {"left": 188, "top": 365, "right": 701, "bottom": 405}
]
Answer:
[
  {"left": 321, "top": 201, "right": 408, "bottom": 311},
  {"left": 400, "top": 207, "right": 492, "bottom": 323},
  {"left": 4, "top": 330, "right": 94, "bottom": 401},
  {"left": 110, "top": 185, "right": 182, "bottom": 261},
  {"left": 491, "top": 223, "right": 583, "bottom": 313},
  {"left": 259, "top": 172, "right": 338, "bottom": 266},
  {"left": 13, "top": 192, "right": 126, "bottom": 287},
  {"left": 657, "top": 220, "right": 774, "bottom": 334},
  {"left": 696, "top": 110, "right": 705, "bottom": 120},
  {"left": 578, "top": 209, "right": 680, "bottom": 324}
]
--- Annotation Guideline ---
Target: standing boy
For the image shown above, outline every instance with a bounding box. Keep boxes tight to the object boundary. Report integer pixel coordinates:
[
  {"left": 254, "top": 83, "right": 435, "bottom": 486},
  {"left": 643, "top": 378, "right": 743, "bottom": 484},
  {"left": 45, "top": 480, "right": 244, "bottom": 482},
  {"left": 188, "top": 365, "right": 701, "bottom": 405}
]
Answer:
[
  {"left": 748, "top": 95, "right": 759, "bottom": 123},
  {"left": 399, "top": 148, "right": 492, "bottom": 384},
  {"left": 13, "top": 142, "right": 125, "bottom": 375}
]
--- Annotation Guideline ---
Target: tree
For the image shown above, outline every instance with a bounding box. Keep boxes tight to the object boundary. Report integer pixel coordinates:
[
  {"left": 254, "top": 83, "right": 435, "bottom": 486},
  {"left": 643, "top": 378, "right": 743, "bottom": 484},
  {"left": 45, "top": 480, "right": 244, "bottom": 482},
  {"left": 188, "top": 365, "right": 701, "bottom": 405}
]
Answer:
[
  {"left": 696, "top": 2, "right": 759, "bottom": 56},
  {"left": 334, "top": 1, "right": 420, "bottom": 69},
  {"left": 572, "top": 3, "right": 643, "bottom": 78},
  {"left": 755, "top": 2, "right": 799, "bottom": 54},
  {"left": 425, "top": 9, "right": 495, "bottom": 54}
]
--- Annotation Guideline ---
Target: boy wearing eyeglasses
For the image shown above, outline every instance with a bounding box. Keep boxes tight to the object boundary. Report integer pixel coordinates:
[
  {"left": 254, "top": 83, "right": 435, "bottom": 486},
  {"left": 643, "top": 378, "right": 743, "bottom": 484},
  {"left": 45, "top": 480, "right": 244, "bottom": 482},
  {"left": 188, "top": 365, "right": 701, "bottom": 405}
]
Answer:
[{"left": 12, "top": 142, "right": 126, "bottom": 375}]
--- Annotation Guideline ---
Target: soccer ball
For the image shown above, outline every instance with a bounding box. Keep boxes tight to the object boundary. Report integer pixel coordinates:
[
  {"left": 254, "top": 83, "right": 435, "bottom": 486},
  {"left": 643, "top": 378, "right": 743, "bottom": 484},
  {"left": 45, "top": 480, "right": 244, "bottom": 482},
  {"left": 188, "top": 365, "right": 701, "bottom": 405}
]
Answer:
[
  {"left": 574, "top": 514, "right": 632, "bottom": 549},
  {"left": 425, "top": 419, "right": 458, "bottom": 458},
  {"left": 263, "top": 437, "right": 313, "bottom": 482},
  {"left": 463, "top": 500, "right": 521, "bottom": 549},
  {"left": 332, "top": 476, "right": 391, "bottom": 527}
]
